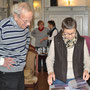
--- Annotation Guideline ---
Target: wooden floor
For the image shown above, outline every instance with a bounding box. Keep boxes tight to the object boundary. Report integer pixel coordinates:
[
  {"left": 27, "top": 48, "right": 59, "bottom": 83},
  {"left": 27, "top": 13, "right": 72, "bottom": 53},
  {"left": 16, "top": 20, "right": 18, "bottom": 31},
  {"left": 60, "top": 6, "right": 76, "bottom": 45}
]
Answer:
[{"left": 26, "top": 68, "right": 49, "bottom": 90}]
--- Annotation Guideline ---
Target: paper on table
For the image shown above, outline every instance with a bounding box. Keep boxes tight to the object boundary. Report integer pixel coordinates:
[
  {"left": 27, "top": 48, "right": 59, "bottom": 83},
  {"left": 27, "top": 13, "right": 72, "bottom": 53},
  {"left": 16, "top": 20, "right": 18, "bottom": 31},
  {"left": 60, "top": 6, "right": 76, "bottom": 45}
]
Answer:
[
  {"left": 49, "top": 78, "right": 90, "bottom": 90},
  {"left": 68, "top": 78, "right": 90, "bottom": 90},
  {"left": 49, "top": 84, "right": 68, "bottom": 90}
]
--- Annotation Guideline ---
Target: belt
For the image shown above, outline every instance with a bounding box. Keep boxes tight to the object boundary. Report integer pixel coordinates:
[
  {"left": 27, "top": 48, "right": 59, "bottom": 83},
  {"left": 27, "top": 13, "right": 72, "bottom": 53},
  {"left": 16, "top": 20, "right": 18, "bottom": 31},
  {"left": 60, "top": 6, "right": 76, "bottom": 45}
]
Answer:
[{"left": 0, "top": 71, "right": 23, "bottom": 75}]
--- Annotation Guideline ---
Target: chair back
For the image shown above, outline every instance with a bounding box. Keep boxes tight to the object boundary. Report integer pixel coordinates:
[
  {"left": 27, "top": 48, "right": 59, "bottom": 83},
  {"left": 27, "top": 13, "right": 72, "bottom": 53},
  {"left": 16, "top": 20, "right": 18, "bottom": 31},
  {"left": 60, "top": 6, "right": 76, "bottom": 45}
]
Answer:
[
  {"left": 24, "top": 45, "right": 38, "bottom": 89},
  {"left": 25, "top": 49, "right": 36, "bottom": 71},
  {"left": 82, "top": 36, "right": 90, "bottom": 54}
]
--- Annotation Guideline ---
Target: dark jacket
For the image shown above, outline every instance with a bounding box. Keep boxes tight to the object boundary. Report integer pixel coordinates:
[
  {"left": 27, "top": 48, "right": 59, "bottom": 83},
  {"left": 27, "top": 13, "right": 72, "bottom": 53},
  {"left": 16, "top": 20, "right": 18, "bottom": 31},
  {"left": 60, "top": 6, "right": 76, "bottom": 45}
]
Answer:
[{"left": 54, "top": 30, "right": 84, "bottom": 82}]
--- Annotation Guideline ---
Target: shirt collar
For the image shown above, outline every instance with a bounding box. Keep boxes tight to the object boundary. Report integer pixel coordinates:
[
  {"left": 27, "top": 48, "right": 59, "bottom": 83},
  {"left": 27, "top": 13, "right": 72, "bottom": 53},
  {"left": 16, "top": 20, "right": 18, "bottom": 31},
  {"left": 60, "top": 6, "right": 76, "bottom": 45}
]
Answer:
[
  {"left": 9, "top": 16, "right": 29, "bottom": 30},
  {"left": 9, "top": 16, "right": 19, "bottom": 27}
]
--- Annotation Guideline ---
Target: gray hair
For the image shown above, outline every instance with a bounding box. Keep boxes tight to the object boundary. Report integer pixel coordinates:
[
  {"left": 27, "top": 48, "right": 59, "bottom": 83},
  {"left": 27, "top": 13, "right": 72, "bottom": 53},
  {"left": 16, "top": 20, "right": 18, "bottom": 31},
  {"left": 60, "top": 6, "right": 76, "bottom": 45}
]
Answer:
[
  {"left": 62, "top": 17, "right": 77, "bottom": 30},
  {"left": 11, "top": 2, "right": 33, "bottom": 15}
]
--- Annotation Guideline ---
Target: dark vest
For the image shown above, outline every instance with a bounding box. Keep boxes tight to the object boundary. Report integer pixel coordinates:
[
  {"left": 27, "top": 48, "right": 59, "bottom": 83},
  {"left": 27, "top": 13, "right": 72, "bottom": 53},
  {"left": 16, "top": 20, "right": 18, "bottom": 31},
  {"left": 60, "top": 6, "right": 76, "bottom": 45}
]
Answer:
[
  {"left": 48, "top": 27, "right": 58, "bottom": 37},
  {"left": 47, "top": 27, "right": 58, "bottom": 45},
  {"left": 54, "top": 30, "right": 84, "bottom": 82}
]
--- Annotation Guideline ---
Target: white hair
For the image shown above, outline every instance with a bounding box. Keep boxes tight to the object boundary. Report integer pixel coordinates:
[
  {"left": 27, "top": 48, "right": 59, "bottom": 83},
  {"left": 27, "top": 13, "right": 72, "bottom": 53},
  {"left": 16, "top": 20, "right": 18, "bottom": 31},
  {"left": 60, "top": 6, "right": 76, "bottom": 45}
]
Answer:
[{"left": 11, "top": 2, "right": 33, "bottom": 15}]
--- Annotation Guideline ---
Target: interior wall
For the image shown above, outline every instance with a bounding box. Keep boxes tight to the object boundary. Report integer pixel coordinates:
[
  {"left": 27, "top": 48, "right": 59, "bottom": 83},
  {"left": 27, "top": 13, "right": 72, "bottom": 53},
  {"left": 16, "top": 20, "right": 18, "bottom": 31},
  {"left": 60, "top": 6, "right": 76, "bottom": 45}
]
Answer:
[
  {"left": 88, "top": 0, "right": 90, "bottom": 36},
  {"left": 45, "top": 0, "right": 87, "bottom": 7},
  {"left": 44, "top": 6, "right": 88, "bottom": 36},
  {"left": 0, "top": 0, "right": 13, "bottom": 19}
]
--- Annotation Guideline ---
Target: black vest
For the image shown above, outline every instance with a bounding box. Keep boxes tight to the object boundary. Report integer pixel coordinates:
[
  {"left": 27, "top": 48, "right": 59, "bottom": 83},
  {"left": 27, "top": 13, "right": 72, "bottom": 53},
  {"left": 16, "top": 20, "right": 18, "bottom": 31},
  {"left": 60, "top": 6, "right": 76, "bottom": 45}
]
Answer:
[
  {"left": 47, "top": 27, "right": 58, "bottom": 45},
  {"left": 54, "top": 30, "right": 84, "bottom": 82},
  {"left": 48, "top": 27, "right": 58, "bottom": 37}
]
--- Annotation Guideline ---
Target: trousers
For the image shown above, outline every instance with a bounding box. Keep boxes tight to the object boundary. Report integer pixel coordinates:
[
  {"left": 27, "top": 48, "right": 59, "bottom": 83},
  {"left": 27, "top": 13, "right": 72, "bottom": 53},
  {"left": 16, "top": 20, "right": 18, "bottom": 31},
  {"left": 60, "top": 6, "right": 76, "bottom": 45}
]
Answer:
[
  {"left": 0, "top": 71, "right": 24, "bottom": 90},
  {"left": 53, "top": 78, "right": 74, "bottom": 85},
  {"left": 38, "top": 55, "right": 47, "bottom": 72}
]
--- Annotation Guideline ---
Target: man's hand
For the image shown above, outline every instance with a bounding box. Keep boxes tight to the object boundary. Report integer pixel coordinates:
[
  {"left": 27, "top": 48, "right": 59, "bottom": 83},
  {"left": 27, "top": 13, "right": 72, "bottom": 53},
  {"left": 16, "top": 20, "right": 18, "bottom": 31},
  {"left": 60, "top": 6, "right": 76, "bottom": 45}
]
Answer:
[
  {"left": 48, "top": 72, "right": 55, "bottom": 85},
  {"left": 3, "top": 57, "right": 15, "bottom": 70},
  {"left": 83, "top": 70, "right": 90, "bottom": 81}
]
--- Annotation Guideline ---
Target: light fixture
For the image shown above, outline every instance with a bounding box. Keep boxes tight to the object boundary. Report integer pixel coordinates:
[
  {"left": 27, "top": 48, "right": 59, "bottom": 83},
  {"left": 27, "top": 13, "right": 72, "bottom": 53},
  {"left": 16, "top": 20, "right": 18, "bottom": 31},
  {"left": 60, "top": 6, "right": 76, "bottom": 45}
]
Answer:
[
  {"left": 65, "top": 0, "right": 71, "bottom": 5},
  {"left": 33, "top": 1, "right": 41, "bottom": 10},
  {"left": 68, "top": 0, "right": 71, "bottom": 5},
  {"left": 58, "top": 0, "right": 86, "bottom": 6},
  {"left": 67, "top": 0, "right": 72, "bottom": 5}
]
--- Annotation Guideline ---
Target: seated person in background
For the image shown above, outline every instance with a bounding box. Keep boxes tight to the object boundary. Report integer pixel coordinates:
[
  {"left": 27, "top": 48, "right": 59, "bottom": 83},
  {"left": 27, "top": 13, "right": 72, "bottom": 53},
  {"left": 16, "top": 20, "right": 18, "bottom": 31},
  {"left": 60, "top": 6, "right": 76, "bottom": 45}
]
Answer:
[
  {"left": 46, "top": 17, "right": 90, "bottom": 85},
  {"left": 40, "top": 20, "right": 58, "bottom": 46},
  {"left": 31, "top": 20, "right": 48, "bottom": 72}
]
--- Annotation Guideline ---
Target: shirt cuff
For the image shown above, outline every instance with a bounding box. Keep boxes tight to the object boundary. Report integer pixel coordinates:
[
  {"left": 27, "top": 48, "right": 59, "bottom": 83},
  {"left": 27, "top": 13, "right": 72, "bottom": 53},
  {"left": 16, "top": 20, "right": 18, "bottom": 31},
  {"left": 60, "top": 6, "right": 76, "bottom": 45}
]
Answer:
[
  {"left": 84, "top": 67, "right": 90, "bottom": 73},
  {"left": 47, "top": 69, "right": 54, "bottom": 74},
  {"left": 0, "top": 57, "right": 4, "bottom": 65}
]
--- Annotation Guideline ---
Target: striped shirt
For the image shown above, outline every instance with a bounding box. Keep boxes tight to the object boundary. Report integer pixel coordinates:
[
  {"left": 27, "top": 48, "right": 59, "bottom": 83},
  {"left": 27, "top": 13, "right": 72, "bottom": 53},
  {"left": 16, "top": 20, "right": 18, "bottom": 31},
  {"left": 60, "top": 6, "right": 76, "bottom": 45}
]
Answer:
[{"left": 0, "top": 16, "right": 30, "bottom": 72}]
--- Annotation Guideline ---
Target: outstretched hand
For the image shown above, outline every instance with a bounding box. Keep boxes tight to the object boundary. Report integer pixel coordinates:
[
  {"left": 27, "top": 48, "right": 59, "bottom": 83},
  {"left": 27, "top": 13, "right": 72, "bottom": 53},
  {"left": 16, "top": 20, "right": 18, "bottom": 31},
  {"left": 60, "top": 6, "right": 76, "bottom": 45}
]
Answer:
[{"left": 3, "top": 57, "right": 15, "bottom": 70}]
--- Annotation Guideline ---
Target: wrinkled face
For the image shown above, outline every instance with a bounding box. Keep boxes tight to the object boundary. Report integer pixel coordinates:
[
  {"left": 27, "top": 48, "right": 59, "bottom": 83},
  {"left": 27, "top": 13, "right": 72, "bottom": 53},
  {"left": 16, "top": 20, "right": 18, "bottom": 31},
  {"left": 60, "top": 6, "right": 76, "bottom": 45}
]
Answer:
[
  {"left": 63, "top": 28, "right": 76, "bottom": 40},
  {"left": 15, "top": 10, "right": 33, "bottom": 29}
]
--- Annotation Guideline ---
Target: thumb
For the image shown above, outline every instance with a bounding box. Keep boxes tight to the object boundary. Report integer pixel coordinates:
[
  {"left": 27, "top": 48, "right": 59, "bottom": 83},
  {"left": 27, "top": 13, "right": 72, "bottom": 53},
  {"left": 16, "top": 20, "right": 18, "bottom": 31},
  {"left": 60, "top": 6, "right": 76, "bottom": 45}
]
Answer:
[{"left": 52, "top": 74, "right": 55, "bottom": 81}]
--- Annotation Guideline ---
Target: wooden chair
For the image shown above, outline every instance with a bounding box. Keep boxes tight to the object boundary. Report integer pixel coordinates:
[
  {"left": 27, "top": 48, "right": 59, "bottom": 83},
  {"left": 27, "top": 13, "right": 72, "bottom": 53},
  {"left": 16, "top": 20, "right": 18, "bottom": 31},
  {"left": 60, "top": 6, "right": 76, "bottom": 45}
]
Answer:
[
  {"left": 82, "top": 36, "right": 90, "bottom": 54},
  {"left": 24, "top": 45, "right": 38, "bottom": 90},
  {"left": 29, "top": 44, "right": 35, "bottom": 50},
  {"left": 82, "top": 36, "right": 90, "bottom": 86}
]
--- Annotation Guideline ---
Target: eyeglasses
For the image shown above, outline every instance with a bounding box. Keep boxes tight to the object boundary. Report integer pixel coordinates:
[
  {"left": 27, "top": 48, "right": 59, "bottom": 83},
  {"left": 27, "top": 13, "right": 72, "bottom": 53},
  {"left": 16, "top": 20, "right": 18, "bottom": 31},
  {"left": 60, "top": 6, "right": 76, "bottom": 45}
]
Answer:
[
  {"left": 63, "top": 32, "right": 76, "bottom": 37},
  {"left": 19, "top": 16, "right": 30, "bottom": 25}
]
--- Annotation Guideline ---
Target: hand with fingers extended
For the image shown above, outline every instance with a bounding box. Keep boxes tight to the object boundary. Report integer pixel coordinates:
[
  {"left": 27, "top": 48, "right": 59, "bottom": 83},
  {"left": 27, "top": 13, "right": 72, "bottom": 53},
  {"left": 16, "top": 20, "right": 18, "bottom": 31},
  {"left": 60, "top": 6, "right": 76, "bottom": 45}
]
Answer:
[
  {"left": 48, "top": 72, "right": 55, "bottom": 85},
  {"left": 2, "top": 57, "right": 15, "bottom": 70}
]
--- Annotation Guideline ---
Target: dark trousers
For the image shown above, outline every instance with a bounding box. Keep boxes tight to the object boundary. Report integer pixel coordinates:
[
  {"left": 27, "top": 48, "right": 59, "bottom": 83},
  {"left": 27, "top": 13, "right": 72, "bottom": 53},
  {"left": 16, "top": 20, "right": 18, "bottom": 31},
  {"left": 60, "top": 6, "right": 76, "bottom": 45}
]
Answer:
[
  {"left": 0, "top": 71, "right": 24, "bottom": 90},
  {"left": 38, "top": 55, "right": 47, "bottom": 72}
]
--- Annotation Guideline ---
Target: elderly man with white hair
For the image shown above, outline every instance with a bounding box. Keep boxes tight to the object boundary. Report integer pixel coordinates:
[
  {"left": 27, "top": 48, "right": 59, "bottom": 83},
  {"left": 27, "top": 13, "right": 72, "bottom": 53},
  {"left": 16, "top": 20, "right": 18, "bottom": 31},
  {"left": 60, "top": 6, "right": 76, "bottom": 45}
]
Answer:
[{"left": 0, "top": 2, "right": 33, "bottom": 90}]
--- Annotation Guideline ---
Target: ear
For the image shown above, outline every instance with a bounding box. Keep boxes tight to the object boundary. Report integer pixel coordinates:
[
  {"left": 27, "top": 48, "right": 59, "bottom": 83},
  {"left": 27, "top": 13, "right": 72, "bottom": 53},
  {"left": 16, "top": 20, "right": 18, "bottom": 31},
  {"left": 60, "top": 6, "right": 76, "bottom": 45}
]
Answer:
[{"left": 13, "top": 13, "right": 19, "bottom": 21}]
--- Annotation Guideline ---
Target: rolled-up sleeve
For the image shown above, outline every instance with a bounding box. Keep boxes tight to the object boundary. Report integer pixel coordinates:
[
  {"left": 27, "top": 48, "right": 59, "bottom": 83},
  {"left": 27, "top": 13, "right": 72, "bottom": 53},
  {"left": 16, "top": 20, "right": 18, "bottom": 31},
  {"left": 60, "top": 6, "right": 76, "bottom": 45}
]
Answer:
[{"left": 0, "top": 57, "right": 4, "bottom": 65}]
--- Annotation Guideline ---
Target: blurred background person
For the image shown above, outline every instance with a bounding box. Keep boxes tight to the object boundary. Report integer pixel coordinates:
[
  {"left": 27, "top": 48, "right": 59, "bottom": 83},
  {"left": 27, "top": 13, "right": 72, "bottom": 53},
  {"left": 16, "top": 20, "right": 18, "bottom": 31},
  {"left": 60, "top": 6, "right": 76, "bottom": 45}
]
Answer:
[
  {"left": 31, "top": 20, "right": 48, "bottom": 47},
  {"left": 41, "top": 20, "right": 58, "bottom": 46},
  {"left": 31, "top": 20, "right": 48, "bottom": 72},
  {"left": 47, "top": 20, "right": 58, "bottom": 42}
]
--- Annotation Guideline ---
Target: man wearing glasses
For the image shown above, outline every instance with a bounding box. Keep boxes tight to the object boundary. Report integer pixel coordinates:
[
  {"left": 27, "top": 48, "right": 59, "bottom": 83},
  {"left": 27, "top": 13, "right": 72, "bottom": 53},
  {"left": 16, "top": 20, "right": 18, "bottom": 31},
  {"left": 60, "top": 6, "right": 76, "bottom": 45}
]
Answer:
[
  {"left": 0, "top": 2, "right": 33, "bottom": 90},
  {"left": 46, "top": 17, "right": 90, "bottom": 86}
]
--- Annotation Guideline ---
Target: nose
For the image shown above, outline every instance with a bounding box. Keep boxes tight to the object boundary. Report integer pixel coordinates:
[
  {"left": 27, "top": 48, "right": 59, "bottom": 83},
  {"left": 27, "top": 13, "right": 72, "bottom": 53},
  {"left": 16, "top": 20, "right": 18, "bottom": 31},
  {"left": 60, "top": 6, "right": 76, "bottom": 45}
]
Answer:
[
  {"left": 69, "top": 35, "right": 72, "bottom": 38},
  {"left": 68, "top": 35, "right": 74, "bottom": 40}
]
